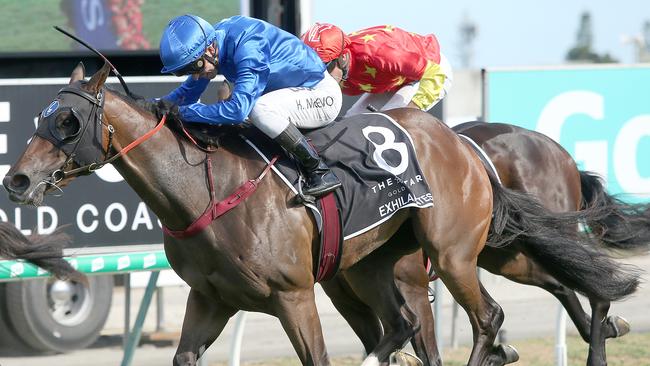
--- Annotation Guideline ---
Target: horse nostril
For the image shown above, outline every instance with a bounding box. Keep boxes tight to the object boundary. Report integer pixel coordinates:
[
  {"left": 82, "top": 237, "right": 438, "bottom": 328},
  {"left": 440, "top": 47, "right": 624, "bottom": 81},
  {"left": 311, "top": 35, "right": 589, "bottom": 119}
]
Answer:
[{"left": 3, "top": 173, "right": 30, "bottom": 194}]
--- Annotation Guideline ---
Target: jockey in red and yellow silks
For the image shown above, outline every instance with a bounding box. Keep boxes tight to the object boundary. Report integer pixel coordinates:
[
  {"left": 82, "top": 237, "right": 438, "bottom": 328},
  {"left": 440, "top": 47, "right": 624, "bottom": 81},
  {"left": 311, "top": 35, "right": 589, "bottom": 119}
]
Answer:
[{"left": 302, "top": 23, "right": 453, "bottom": 117}]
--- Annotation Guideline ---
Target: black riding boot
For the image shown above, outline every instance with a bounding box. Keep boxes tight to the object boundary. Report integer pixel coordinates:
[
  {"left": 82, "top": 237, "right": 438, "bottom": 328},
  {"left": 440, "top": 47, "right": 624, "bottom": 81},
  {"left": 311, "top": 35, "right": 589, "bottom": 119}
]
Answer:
[{"left": 274, "top": 124, "right": 341, "bottom": 197}]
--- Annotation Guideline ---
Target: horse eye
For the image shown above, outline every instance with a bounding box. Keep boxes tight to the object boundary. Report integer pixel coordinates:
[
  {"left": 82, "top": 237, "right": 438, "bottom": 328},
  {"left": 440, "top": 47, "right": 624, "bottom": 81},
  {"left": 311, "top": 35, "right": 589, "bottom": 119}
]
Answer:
[
  {"left": 57, "top": 115, "right": 80, "bottom": 141},
  {"left": 60, "top": 117, "right": 77, "bottom": 129}
]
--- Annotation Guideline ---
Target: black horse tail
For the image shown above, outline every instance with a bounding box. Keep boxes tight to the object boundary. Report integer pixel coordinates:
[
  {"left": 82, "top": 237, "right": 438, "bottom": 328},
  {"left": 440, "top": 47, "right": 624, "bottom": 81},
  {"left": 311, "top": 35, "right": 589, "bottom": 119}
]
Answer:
[
  {"left": 487, "top": 174, "right": 640, "bottom": 302},
  {"left": 579, "top": 170, "right": 650, "bottom": 255},
  {"left": 0, "top": 222, "right": 86, "bottom": 284}
]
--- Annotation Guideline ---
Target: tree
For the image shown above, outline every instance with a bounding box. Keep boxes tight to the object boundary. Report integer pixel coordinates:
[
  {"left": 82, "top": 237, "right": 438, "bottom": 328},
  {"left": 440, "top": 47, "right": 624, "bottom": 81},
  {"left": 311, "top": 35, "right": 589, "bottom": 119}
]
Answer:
[
  {"left": 458, "top": 12, "right": 477, "bottom": 68},
  {"left": 566, "top": 12, "right": 618, "bottom": 63}
]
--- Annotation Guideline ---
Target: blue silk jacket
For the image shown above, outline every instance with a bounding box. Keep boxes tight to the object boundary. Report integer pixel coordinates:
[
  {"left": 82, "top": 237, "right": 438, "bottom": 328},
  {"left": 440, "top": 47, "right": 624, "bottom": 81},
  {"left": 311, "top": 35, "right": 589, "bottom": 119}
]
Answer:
[{"left": 163, "top": 16, "right": 326, "bottom": 124}]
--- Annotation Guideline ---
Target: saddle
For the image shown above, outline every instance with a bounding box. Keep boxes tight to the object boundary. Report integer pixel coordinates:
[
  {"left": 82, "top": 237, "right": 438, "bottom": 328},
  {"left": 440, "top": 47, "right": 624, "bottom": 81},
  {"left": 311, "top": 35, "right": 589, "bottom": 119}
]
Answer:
[{"left": 176, "top": 120, "right": 251, "bottom": 148}]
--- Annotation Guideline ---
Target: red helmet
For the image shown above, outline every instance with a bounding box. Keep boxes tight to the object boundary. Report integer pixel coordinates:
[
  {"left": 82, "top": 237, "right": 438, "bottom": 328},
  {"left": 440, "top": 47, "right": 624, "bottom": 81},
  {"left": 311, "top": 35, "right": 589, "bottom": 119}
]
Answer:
[{"left": 301, "top": 23, "right": 350, "bottom": 63}]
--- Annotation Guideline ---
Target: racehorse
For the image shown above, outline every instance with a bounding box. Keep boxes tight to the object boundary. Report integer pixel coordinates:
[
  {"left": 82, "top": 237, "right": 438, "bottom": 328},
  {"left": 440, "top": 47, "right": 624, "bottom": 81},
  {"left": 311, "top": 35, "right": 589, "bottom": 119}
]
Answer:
[
  {"left": 2, "top": 62, "right": 640, "bottom": 366},
  {"left": 0, "top": 221, "right": 84, "bottom": 283},
  {"left": 324, "top": 121, "right": 650, "bottom": 366}
]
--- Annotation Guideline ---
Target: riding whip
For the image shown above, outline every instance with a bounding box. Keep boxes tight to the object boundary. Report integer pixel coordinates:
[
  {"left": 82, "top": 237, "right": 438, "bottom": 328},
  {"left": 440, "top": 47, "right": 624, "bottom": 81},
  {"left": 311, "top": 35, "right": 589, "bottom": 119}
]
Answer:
[{"left": 53, "top": 26, "right": 134, "bottom": 98}]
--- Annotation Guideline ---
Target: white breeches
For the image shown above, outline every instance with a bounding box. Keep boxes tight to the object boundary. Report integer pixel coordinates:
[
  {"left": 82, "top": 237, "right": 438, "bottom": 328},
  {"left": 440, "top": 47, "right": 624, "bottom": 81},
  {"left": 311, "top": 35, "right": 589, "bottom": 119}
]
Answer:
[{"left": 249, "top": 71, "right": 343, "bottom": 138}]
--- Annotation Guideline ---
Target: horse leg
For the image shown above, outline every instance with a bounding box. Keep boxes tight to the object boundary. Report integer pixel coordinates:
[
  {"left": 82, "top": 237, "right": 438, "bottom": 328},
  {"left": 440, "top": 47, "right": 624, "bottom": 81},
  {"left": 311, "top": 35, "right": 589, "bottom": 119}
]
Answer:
[
  {"left": 478, "top": 245, "right": 629, "bottom": 363},
  {"left": 586, "top": 299, "right": 610, "bottom": 366},
  {"left": 342, "top": 253, "right": 421, "bottom": 366},
  {"left": 479, "top": 245, "right": 593, "bottom": 341},
  {"left": 332, "top": 234, "right": 419, "bottom": 365},
  {"left": 586, "top": 298, "right": 631, "bottom": 366},
  {"left": 325, "top": 244, "right": 440, "bottom": 366},
  {"left": 320, "top": 275, "right": 383, "bottom": 355},
  {"left": 394, "top": 253, "right": 442, "bottom": 366},
  {"left": 413, "top": 216, "right": 516, "bottom": 366},
  {"left": 273, "top": 289, "right": 330, "bottom": 366},
  {"left": 174, "top": 289, "right": 237, "bottom": 366},
  {"left": 396, "top": 277, "right": 441, "bottom": 366}
]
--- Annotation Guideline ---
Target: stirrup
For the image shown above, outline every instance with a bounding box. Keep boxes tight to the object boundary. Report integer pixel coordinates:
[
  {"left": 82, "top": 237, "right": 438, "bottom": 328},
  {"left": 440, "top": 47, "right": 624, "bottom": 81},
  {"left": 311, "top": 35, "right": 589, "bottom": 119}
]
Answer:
[
  {"left": 295, "top": 176, "right": 316, "bottom": 205},
  {"left": 302, "top": 183, "right": 340, "bottom": 197}
]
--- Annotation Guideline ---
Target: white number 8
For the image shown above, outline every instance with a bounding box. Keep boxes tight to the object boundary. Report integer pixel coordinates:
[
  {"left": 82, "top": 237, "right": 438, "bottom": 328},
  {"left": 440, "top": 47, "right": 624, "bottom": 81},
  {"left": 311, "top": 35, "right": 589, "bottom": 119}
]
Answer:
[{"left": 362, "top": 126, "right": 409, "bottom": 176}]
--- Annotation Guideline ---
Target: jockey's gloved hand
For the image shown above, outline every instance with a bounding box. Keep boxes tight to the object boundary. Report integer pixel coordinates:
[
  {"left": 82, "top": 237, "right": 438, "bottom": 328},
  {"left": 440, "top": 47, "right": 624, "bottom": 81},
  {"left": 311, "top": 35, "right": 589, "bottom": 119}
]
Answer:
[{"left": 152, "top": 98, "right": 180, "bottom": 121}]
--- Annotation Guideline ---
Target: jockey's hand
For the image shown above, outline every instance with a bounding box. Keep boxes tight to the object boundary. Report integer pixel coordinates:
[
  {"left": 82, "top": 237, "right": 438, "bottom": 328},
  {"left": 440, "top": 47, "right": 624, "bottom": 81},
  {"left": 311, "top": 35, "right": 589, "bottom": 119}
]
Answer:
[{"left": 152, "top": 99, "right": 180, "bottom": 121}]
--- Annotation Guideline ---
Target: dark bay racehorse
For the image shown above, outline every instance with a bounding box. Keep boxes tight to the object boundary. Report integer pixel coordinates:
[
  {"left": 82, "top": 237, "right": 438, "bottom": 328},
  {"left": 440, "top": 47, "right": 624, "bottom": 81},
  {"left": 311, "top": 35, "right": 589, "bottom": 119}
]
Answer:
[
  {"left": 0, "top": 221, "right": 84, "bottom": 283},
  {"left": 325, "top": 121, "right": 650, "bottom": 366},
  {"left": 2, "top": 63, "right": 640, "bottom": 366}
]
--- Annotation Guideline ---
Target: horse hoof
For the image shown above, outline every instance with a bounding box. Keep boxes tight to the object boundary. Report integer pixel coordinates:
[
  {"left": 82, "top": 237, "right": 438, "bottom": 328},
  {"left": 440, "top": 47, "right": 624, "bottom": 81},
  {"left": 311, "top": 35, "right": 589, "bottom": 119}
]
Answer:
[
  {"left": 389, "top": 350, "right": 424, "bottom": 366},
  {"left": 496, "top": 344, "right": 519, "bottom": 364},
  {"left": 608, "top": 315, "right": 630, "bottom": 338}
]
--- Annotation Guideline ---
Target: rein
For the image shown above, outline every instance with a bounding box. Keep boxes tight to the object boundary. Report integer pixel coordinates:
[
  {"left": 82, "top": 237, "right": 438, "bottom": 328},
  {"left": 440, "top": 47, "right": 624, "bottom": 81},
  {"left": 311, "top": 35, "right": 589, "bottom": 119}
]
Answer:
[
  {"left": 177, "top": 122, "right": 219, "bottom": 153},
  {"left": 51, "top": 87, "right": 168, "bottom": 181},
  {"left": 60, "top": 114, "right": 168, "bottom": 179}
]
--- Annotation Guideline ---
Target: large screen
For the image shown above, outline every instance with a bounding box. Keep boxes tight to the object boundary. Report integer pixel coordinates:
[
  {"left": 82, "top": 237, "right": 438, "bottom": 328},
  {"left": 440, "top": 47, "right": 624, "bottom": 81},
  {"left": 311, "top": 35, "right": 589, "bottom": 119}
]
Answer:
[{"left": 0, "top": 0, "right": 240, "bottom": 54}]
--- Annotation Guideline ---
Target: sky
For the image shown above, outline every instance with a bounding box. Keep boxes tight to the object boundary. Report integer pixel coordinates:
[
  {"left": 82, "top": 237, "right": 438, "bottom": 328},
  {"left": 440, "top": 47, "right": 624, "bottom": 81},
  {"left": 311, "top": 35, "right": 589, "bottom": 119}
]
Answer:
[{"left": 311, "top": 0, "right": 650, "bottom": 69}]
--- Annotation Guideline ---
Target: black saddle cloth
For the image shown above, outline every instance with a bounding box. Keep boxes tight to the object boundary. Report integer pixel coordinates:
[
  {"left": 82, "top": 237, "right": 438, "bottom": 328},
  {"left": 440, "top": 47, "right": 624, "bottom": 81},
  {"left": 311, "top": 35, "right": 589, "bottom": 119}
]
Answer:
[{"left": 244, "top": 112, "right": 434, "bottom": 240}]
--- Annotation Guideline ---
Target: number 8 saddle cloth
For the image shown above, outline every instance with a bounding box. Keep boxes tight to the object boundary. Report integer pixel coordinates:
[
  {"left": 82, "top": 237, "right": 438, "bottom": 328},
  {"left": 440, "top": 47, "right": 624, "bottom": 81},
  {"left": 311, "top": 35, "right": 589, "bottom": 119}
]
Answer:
[{"left": 244, "top": 112, "right": 434, "bottom": 241}]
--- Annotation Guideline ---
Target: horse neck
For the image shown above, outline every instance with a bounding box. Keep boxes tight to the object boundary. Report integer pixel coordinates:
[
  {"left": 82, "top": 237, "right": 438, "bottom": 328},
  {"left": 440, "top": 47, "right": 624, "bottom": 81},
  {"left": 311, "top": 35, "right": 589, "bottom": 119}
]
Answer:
[{"left": 102, "top": 92, "right": 248, "bottom": 230}]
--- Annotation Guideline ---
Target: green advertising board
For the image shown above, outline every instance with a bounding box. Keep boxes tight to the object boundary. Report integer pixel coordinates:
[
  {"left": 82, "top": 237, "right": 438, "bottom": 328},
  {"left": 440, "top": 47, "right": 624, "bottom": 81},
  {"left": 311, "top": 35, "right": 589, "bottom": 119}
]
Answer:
[
  {"left": 0, "top": 250, "right": 170, "bottom": 281},
  {"left": 485, "top": 65, "right": 650, "bottom": 201}
]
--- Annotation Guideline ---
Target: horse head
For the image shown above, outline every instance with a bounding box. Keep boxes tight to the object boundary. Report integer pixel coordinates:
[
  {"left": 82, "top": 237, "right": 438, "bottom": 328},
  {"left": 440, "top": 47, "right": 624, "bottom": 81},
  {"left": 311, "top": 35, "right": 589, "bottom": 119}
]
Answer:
[{"left": 3, "top": 62, "right": 112, "bottom": 205}]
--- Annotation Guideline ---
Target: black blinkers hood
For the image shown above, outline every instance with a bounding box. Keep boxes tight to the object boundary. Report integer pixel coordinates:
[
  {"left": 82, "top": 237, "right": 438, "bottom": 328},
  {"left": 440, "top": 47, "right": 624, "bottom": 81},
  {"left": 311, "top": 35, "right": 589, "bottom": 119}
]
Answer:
[{"left": 35, "top": 84, "right": 105, "bottom": 167}]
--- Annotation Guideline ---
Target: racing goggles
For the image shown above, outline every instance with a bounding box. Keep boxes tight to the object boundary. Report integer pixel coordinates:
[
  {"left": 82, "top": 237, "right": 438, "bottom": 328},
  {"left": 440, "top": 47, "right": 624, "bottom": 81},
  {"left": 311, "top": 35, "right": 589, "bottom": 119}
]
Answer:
[{"left": 172, "top": 57, "right": 206, "bottom": 77}]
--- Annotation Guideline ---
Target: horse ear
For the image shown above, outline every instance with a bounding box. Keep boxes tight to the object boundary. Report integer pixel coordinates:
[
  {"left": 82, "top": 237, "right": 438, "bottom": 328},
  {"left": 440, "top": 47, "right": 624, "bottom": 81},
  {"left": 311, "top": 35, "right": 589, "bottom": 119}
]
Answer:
[
  {"left": 86, "top": 62, "right": 111, "bottom": 93},
  {"left": 69, "top": 62, "right": 85, "bottom": 84}
]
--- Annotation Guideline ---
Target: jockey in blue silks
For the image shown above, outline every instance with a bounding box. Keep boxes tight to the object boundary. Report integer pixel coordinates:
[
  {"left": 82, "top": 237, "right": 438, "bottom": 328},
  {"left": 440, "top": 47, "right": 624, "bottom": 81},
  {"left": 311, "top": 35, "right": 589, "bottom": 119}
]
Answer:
[{"left": 158, "top": 14, "right": 342, "bottom": 197}]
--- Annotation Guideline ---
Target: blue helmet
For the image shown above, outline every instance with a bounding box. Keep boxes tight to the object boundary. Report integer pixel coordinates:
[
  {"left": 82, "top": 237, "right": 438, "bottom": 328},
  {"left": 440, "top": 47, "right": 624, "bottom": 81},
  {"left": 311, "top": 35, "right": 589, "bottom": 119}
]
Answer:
[{"left": 159, "top": 14, "right": 217, "bottom": 74}]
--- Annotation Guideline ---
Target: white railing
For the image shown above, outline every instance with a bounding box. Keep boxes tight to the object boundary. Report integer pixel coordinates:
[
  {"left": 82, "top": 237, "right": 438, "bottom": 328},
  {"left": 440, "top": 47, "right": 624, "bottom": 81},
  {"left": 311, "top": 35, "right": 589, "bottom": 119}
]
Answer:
[{"left": 555, "top": 305, "right": 568, "bottom": 366}]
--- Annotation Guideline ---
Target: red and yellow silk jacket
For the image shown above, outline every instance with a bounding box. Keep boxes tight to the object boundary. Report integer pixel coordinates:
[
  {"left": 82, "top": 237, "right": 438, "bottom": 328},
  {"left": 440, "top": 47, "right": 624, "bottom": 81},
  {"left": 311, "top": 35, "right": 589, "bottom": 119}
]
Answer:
[{"left": 341, "top": 25, "right": 441, "bottom": 96}]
